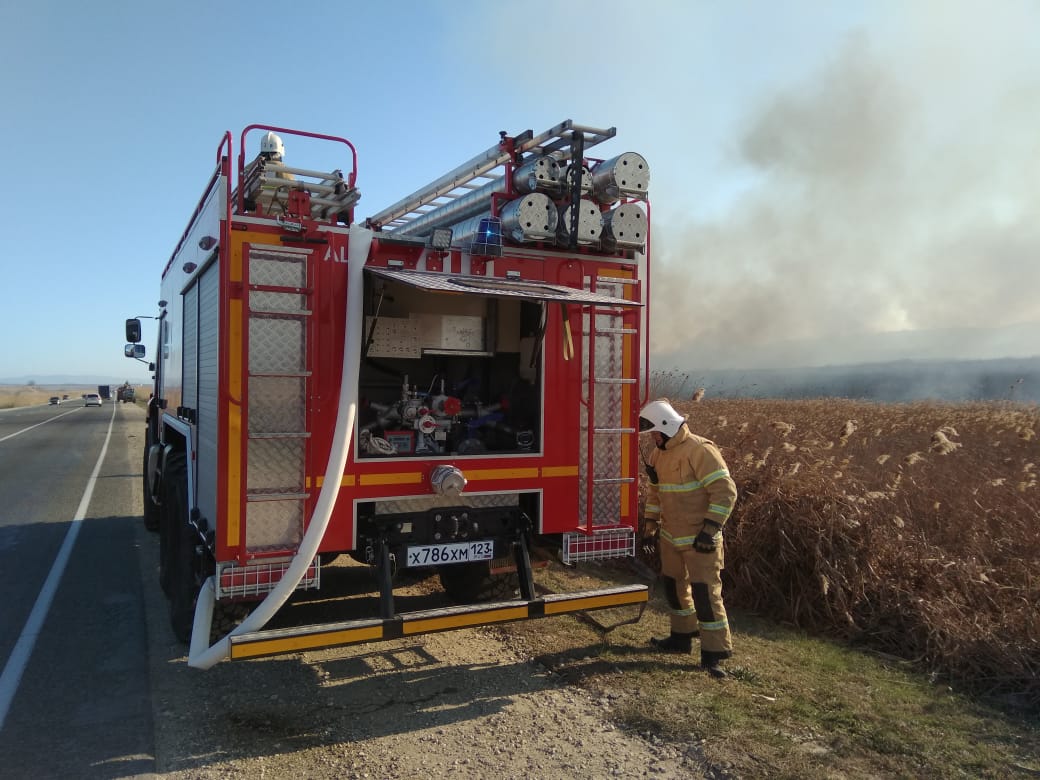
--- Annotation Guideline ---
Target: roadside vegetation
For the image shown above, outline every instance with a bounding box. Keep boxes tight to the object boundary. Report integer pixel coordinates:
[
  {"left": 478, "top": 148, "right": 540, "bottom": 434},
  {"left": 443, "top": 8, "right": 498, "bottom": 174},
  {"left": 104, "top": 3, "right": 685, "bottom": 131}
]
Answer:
[
  {"left": 500, "top": 386, "right": 1039, "bottom": 778},
  {"left": 0, "top": 385, "right": 79, "bottom": 408},
  {"left": 0, "top": 385, "right": 150, "bottom": 409}
]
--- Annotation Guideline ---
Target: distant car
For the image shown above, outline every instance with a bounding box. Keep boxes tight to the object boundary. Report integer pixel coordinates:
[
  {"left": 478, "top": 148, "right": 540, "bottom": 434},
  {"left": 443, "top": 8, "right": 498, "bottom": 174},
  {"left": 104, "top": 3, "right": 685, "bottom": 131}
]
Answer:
[
  {"left": 49, "top": 396, "right": 60, "bottom": 405},
  {"left": 62, "top": 394, "right": 69, "bottom": 400},
  {"left": 84, "top": 393, "right": 102, "bottom": 407}
]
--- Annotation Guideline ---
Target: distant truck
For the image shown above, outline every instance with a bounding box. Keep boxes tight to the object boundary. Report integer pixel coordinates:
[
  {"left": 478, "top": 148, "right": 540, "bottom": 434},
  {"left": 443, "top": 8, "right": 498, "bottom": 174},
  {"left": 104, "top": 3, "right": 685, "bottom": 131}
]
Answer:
[
  {"left": 98, "top": 385, "right": 111, "bottom": 401},
  {"left": 116, "top": 383, "right": 135, "bottom": 403}
]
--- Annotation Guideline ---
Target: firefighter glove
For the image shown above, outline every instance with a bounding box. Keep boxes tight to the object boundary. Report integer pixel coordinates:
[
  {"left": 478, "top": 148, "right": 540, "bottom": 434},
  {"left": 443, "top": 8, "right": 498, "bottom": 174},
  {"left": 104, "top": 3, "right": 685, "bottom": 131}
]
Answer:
[
  {"left": 693, "top": 520, "right": 721, "bottom": 553},
  {"left": 641, "top": 519, "right": 659, "bottom": 555}
]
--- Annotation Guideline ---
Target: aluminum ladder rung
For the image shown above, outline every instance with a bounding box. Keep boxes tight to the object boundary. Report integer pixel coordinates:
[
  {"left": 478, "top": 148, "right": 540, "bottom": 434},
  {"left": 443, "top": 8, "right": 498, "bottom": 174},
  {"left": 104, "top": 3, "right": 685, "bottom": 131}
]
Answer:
[
  {"left": 247, "top": 309, "right": 313, "bottom": 318},
  {"left": 366, "top": 120, "right": 615, "bottom": 230},
  {"left": 593, "top": 477, "right": 636, "bottom": 485},
  {"left": 594, "top": 378, "right": 637, "bottom": 385},
  {"left": 246, "top": 492, "right": 310, "bottom": 502}
]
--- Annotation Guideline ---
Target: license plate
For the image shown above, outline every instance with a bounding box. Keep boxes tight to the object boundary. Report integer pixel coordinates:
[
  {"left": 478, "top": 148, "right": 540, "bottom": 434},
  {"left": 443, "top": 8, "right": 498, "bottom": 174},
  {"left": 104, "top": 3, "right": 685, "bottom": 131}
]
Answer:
[{"left": 405, "top": 540, "right": 495, "bottom": 567}]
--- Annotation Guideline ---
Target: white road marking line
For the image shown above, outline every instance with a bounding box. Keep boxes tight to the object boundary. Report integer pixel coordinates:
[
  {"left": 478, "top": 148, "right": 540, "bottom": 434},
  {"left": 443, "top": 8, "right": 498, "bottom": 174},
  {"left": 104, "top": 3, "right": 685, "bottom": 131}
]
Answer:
[
  {"left": 0, "top": 402, "right": 117, "bottom": 731},
  {"left": 0, "top": 408, "right": 83, "bottom": 443}
]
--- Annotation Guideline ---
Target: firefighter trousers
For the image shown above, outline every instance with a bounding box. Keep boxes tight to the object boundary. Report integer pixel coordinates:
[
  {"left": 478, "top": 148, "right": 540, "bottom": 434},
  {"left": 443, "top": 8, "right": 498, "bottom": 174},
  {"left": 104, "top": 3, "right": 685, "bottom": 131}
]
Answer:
[{"left": 659, "top": 538, "right": 732, "bottom": 656}]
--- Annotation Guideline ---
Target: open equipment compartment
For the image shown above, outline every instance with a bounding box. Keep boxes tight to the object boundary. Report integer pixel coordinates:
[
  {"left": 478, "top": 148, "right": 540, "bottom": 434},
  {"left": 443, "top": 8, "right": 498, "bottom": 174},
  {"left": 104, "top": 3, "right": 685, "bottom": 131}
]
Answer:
[{"left": 358, "top": 269, "right": 544, "bottom": 458}]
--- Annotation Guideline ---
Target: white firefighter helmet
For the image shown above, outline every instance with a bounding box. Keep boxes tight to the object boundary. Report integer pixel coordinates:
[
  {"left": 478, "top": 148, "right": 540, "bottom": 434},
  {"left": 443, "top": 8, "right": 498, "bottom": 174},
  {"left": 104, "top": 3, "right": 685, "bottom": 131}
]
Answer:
[
  {"left": 638, "top": 399, "right": 686, "bottom": 438},
  {"left": 260, "top": 131, "right": 285, "bottom": 158}
]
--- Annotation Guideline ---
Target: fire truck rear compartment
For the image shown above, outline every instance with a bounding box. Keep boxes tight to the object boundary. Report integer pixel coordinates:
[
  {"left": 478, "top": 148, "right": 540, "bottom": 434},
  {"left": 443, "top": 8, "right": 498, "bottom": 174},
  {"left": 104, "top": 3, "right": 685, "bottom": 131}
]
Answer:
[{"left": 358, "top": 274, "right": 543, "bottom": 458}]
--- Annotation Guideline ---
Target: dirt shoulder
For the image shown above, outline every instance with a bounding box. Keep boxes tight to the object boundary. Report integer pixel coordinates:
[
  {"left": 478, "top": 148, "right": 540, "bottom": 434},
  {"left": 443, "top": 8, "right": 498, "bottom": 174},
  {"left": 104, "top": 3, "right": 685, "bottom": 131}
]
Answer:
[{"left": 138, "top": 538, "right": 716, "bottom": 779}]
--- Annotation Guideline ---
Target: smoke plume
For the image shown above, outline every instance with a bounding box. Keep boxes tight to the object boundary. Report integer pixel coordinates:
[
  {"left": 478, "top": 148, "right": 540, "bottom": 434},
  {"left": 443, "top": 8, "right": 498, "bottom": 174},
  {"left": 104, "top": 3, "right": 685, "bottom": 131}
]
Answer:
[{"left": 654, "top": 28, "right": 1040, "bottom": 370}]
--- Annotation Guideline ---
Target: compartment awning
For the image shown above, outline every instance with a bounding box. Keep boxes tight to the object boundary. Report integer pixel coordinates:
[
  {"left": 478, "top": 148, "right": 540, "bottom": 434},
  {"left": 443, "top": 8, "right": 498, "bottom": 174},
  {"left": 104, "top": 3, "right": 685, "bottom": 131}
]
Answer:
[{"left": 365, "top": 267, "right": 641, "bottom": 307}]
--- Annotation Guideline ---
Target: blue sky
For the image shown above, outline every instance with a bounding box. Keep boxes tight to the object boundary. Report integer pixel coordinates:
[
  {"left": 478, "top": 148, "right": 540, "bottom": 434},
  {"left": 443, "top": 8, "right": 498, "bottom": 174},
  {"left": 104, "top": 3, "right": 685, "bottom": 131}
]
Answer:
[{"left": 1, "top": 0, "right": 1037, "bottom": 382}]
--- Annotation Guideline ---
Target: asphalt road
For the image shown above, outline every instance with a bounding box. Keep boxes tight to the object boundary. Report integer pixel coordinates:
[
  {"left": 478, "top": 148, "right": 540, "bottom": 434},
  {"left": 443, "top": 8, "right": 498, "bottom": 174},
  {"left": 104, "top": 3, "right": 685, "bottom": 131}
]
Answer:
[{"left": 0, "top": 400, "right": 155, "bottom": 778}]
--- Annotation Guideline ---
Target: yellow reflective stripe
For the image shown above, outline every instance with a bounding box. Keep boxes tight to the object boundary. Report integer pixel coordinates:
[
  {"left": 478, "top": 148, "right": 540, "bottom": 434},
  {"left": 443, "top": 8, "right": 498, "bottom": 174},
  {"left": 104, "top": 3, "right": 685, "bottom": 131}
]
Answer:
[
  {"left": 701, "top": 469, "right": 730, "bottom": 485},
  {"left": 645, "top": 503, "right": 660, "bottom": 514},
  {"left": 699, "top": 619, "right": 729, "bottom": 631},
  {"left": 660, "top": 529, "right": 699, "bottom": 546},
  {"left": 541, "top": 465, "right": 578, "bottom": 478},
  {"left": 308, "top": 475, "right": 355, "bottom": 488},
  {"left": 659, "top": 480, "right": 704, "bottom": 493},
  {"left": 231, "top": 624, "right": 384, "bottom": 659},
  {"left": 359, "top": 472, "right": 423, "bottom": 486},
  {"left": 404, "top": 605, "right": 529, "bottom": 634},
  {"left": 544, "top": 591, "right": 647, "bottom": 614},
  {"left": 708, "top": 504, "right": 732, "bottom": 518},
  {"left": 671, "top": 606, "right": 696, "bottom": 616},
  {"left": 468, "top": 467, "right": 540, "bottom": 480}
]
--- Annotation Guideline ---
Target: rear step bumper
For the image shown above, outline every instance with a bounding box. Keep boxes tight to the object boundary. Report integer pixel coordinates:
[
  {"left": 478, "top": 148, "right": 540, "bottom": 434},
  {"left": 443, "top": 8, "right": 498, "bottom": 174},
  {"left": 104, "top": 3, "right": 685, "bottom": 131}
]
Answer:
[{"left": 229, "top": 583, "right": 648, "bottom": 660}]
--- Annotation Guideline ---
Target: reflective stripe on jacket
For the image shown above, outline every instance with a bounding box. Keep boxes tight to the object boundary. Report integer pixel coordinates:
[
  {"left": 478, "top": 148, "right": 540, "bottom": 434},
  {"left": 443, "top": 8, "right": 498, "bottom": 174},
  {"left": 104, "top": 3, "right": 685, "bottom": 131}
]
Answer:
[{"left": 644, "top": 425, "right": 737, "bottom": 545}]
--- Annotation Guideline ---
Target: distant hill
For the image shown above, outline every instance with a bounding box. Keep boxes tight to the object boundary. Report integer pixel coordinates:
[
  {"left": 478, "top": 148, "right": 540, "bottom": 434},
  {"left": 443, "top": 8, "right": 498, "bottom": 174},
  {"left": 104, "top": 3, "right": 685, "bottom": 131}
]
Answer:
[
  {"left": 0, "top": 375, "right": 146, "bottom": 387},
  {"left": 682, "top": 357, "right": 1040, "bottom": 403}
]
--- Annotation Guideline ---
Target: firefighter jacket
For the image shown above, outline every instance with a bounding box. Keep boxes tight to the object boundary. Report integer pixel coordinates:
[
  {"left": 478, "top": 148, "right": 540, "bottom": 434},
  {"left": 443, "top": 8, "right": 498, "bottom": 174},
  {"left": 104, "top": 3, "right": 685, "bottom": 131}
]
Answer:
[{"left": 643, "top": 425, "right": 737, "bottom": 547}]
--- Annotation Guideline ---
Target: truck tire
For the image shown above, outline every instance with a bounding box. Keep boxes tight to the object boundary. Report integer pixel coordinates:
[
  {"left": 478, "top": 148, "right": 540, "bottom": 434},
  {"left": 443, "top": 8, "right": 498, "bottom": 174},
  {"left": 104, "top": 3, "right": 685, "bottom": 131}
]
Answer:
[
  {"left": 163, "top": 452, "right": 198, "bottom": 643},
  {"left": 142, "top": 429, "right": 160, "bottom": 532},
  {"left": 211, "top": 602, "right": 252, "bottom": 644},
  {"left": 157, "top": 458, "right": 174, "bottom": 597},
  {"left": 438, "top": 561, "right": 518, "bottom": 603}
]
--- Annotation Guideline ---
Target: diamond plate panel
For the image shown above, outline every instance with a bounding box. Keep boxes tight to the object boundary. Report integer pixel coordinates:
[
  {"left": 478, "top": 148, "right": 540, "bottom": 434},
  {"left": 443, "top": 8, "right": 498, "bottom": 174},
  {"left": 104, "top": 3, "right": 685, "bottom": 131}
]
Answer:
[
  {"left": 246, "top": 499, "right": 303, "bottom": 550},
  {"left": 374, "top": 493, "right": 520, "bottom": 515},
  {"left": 249, "top": 316, "right": 305, "bottom": 374},
  {"left": 248, "top": 437, "right": 304, "bottom": 492},
  {"left": 592, "top": 481, "right": 622, "bottom": 526},
  {"left": 249, "top": 376, "right": 306, "bottom": 433},
  {"left": 250, "top": 250, "right": 307, "bottom": 288},
  {"left": 250, "top": 290, "right": 308, "bottom": 313}
]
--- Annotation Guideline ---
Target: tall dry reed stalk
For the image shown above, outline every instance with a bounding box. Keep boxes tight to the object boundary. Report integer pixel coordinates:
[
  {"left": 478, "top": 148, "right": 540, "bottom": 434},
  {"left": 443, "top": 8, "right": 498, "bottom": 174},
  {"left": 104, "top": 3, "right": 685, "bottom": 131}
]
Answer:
[{"left": 638, "top": 389, "right": 1040, "bottom": 711}]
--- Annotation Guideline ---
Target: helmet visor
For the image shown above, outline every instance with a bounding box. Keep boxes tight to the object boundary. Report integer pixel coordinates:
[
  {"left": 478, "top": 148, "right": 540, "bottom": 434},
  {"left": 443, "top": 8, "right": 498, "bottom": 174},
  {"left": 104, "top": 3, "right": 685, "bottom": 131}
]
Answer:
[{"left": 638, "top": 416, "right": 655, "bottom": 432}]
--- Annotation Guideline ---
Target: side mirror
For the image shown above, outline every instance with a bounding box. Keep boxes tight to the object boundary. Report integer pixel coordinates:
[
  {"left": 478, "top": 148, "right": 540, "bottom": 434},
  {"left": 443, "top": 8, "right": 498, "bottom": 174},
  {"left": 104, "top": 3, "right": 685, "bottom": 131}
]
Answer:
[
  {"left": 125, "top": 343, "right": 146, "bottom": 359},
  {"left": 125, "top": 318, "right": 142, "bottom": 343}
]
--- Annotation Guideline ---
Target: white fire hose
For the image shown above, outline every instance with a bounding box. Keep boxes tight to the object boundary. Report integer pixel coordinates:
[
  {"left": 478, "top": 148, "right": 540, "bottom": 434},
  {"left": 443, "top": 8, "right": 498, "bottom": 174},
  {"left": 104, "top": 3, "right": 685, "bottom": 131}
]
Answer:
[{"left": 188, "top": 227, "right": 373, "bottom": 669}]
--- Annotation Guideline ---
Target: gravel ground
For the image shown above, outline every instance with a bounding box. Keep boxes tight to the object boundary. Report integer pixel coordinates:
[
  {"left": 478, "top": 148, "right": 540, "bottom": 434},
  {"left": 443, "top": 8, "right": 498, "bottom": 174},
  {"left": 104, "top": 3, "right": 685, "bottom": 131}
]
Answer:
[{"left": 139, "top": 535, "right": 711, "bottom": 779}]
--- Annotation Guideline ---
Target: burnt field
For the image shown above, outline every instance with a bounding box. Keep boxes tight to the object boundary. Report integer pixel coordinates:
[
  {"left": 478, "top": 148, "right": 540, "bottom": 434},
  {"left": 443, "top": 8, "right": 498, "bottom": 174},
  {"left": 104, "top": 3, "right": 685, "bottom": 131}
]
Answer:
[{"left": 640, "top": 396, "right": 1040, "bottom": 712}]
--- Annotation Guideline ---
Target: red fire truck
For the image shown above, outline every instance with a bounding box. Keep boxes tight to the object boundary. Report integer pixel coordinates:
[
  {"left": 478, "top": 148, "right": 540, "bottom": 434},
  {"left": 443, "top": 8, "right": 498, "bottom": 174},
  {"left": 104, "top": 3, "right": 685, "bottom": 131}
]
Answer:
[{"left": 125, "top": 120, "right": 652, "bottom": 668}]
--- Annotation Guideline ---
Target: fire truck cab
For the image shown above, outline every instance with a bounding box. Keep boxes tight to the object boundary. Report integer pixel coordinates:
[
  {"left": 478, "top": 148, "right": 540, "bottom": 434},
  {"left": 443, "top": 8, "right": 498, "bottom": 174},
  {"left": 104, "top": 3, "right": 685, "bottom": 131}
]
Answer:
[{"left": 126, "top": 120, "right": 652, "bottom": 667}]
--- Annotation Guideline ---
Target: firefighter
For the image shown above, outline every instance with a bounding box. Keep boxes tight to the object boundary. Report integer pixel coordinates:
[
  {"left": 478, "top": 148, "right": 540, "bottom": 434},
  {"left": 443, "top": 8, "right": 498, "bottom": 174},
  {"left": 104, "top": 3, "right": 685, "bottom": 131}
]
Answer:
[
  {"left": 260, "top": 131, "right": 285, "bottom": 162},
  {"left": 639, "top": 399, "right": 737, "bottom": 677},
  {"left": 260, "top": 131, "right": 294, "bottom": 180}
]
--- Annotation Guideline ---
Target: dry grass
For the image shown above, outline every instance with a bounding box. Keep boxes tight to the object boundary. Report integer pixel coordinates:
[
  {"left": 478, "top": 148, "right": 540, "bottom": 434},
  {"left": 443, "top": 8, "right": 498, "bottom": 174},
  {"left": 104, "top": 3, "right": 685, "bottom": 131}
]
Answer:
[
  {"left": 645, "top": 396, "right": 1040, "bottom": 712},
  {"left": 0, "top": 385, "right": 81, "bottom": 408},
  {"left": 0, "top": 385, "right": 150, "bottom": 409}
]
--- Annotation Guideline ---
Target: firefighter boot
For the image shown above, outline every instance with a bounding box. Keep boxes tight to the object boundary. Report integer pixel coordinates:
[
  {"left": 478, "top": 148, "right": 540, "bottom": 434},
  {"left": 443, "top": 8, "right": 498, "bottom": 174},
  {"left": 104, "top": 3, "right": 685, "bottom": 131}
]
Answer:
[
  {"left": 701, "top": 649, "right": 731, "bottom": 678},
  {"left": 649, "top": 631, "right": 698, "bottom": 654}
]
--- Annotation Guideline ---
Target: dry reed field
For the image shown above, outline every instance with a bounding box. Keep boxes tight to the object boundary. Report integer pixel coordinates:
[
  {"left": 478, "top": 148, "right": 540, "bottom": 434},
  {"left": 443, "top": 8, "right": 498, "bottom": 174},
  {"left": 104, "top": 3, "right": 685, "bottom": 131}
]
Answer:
[
  {"left": 0, "top": 385, "right": 149, "bottom": 409},
  {"left": 0, "top": 386, "right": 78, "bottom": 408},
  {"left": 642, "top": 393, "right": 1039, "bottom": 712}
]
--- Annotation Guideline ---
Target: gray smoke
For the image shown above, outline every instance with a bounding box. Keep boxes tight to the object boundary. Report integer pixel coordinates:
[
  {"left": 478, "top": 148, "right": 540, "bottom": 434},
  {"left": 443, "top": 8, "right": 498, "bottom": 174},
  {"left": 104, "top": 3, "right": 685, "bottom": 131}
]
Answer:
[{"left": 653, "top": 32, "right": 1040, "bottom": 370}]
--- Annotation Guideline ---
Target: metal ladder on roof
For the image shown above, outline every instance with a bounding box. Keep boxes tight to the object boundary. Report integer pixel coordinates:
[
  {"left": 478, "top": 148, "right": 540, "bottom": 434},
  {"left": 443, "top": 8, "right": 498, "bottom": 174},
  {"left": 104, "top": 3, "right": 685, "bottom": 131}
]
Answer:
[
  {"left": 240, "top": 158, "right": 361, "bottom": 223},
  {"left": 564, "top": 274, "right": 641, "bottom": 563},
  {"left": 364, "top": 120, "right": 617, "bottom": 235}
]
